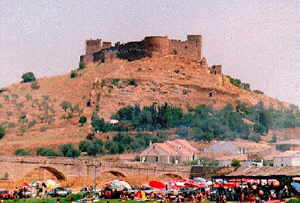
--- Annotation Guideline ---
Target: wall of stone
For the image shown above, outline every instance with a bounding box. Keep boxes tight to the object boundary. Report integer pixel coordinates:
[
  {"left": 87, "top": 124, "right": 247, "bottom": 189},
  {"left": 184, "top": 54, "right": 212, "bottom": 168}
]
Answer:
[
  {"left": 169, "top": 35, "right": 202, "bottom": 60},
  {"left": 86, "top": 39, "right": 102, "bottom": 55},
  {"left": 0, "top": 156, "right": 191, "bottom": 181},
  {"left": 144, "top": 36, "right": 170, "bottom": 57},
  {"left": 80, "top": 35, "right": 203, "bottom": 64}
]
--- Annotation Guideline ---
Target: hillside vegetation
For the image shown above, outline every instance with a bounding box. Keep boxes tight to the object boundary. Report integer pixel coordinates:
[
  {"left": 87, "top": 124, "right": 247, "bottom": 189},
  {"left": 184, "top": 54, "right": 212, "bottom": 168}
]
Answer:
[{"left": 0, "top": 55, "right": 297, "bottom": 155}]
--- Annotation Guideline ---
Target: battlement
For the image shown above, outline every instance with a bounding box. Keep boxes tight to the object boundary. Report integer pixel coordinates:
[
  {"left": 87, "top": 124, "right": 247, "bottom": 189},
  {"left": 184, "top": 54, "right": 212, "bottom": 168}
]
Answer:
[{"left": 80, "top": 34, "right": 203, "bottom": 64}]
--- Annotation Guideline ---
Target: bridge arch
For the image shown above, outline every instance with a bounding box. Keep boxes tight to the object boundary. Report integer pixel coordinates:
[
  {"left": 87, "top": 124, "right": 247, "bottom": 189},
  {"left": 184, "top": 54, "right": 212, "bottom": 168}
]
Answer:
[
  {"left": 101, "top": 170, "right": 126, "bottom": 178},
  {"left": 158, "top": 173, "right": 183, "bottom": 180},
  {"left": 23, "top": 166, "right": 66, "bottom": 181}
]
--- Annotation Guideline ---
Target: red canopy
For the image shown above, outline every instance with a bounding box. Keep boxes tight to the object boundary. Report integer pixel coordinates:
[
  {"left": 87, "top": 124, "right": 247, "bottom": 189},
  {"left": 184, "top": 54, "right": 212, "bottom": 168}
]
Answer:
[{"left": 149, "top": 180, "right": 165, "bottom": 189}]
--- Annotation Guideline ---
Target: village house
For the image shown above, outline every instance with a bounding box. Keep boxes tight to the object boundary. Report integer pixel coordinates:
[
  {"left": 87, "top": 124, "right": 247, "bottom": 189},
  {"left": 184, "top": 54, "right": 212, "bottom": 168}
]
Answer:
[
  {"left": 273, "top": 151, "right": 300, "bottom": 167},
  {"left": 140, "top": 139, "right": 198, "bottom": 164},
  {"left": 275, "top": 139, "right": 300, "bottom": 152},
  {"left": 203, "top": 140, "right": 271, "bottom": 156},
  {"left": 215, "top": 154, "right": 248, "bottom": 167}
]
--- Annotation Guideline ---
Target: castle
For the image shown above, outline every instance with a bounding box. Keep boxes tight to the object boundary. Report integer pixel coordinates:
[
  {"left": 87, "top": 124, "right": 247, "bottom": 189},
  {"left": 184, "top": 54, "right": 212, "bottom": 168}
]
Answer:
[{"left": 80, "top": 34, "right": 222, "bottom": 74}]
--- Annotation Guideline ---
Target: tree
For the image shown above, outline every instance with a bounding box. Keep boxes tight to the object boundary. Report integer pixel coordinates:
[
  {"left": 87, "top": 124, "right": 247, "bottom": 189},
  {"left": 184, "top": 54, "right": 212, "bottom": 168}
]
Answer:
[
  {"left": 22, "top": 72, "right": 36, "bottom": 83},
  {"left": 258, "top": 110, "right": 272, "bottom": 132},
  {"left": 60, "top": 101, "right": 72, "bottom": 112},
  {"left": 0, "top": 126, "right": 5, "bottom": 140},
  {"left": 87, "top": 143, "right": 99, "bottom": 156},
  {"left": 91, "top": 113, "right": 111, "bottom": 133},
  {"left": 79, "top": 116, "right": 87, "bottom": 126},
  {"left": 79, "top": 140, "right": 90, "bottom": 152},
  {"left": 59, "top": 144, "right": 80, "bottom": 158},
  {"left": 70, "top": 71, "right": 78, "bottom": 79},
  {"left": 231, "top": 159, "right": 241, "bottom": 167}
]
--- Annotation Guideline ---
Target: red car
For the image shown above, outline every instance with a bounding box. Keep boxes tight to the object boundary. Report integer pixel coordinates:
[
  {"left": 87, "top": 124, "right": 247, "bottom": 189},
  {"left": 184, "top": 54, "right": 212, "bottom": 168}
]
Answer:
[{"left": 0, "top": 189, "right": 11, "bottom": 199}]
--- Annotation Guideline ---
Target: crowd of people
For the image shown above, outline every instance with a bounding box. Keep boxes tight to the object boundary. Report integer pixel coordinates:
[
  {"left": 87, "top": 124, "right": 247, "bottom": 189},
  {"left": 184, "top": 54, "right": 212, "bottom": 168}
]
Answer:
[
  {"left": 0, "top": 178, "right": 298, "bottom": 202},
  {"left": 12, "top": 182, "right": 49, "bottom": 199},
  {"left": 79, "top": 179, "right": 295, "bottom": 202}
]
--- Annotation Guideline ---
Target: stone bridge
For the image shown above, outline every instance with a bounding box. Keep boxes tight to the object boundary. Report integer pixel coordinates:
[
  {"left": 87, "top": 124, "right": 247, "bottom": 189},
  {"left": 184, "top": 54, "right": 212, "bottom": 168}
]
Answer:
[{"left": 0, "top": 156, "right": 192, "bottom": 182}]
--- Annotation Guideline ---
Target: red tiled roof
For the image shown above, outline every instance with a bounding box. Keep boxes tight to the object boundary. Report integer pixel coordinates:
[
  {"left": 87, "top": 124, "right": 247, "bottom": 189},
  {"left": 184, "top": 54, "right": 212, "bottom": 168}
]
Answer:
[{"left": 141, "top": 138, "right": 198, "bottom": 156}]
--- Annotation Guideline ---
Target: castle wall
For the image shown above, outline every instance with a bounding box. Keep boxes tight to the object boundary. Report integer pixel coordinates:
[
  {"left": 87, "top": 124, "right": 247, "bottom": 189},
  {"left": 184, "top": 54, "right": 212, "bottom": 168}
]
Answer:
[
  {"left": 211, "top": 65, "right": 222, "bottom": 75},
  {"left": 80, "top": 54, "right": 94, "bottom": 64},
  {"left": 169, "top": 35, "right": 202, "bottom": 60},
  {"left": 81, "top": 34, "right": 203, "bottom": 64},
  {"left": 86, "top": 39, "right": 102, "bottom": 55},
  {"left": 144, "top": 36, "right": 170, "bottom": 57}
]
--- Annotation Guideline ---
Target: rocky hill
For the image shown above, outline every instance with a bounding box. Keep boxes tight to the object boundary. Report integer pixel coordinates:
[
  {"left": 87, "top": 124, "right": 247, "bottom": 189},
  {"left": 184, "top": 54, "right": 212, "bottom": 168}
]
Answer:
[{"left": 0, "top": 54, "right": 292, "bottom": 155}]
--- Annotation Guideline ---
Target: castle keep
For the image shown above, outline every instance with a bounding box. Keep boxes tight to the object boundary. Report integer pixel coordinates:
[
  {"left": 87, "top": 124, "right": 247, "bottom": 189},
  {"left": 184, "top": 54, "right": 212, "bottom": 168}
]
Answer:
[{"left": 80, "top": 35, "right": 202, "bottom": 64}]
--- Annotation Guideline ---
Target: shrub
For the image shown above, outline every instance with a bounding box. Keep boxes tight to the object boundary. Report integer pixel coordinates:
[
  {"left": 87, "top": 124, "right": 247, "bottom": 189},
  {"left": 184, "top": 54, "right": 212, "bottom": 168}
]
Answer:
[
  {"left": 79, "top": 116, "right": 87, "bottom": 126},
  {"left": 18, "top": 125, "right": 27, "bottom": 134},
  {"left": 253, "top": 89, "right": 264, "bottom": 94},
  {"left": 31, "top": 81, "right": 40, "bottom": 90},
  {"left": 22, "top": 72, "right": 36, "bottom": 83},
  {"left": 36, "top": 148, "right": 60, "bottom": 157},
  {"left": 86, "top": 133, "right": 95, "bottom": 140},
  {"left": 228, "top": 76, "right": 251, "bottom": 91},
  {"left": 111, "top": 78, "right": 120, "bottom": 86},
  {"left": 0, "top": 126, "right": 6, "bottom": 139},
  {"left": 70, "top": 70, "right": 78, "bottom": 78},
  {"left": 15, "top": 149, "right": 31, "bottom": 156},
  {"left": 40, "top": 126, "right": 48, "bottom": 132},
  {"left": 231, "top": 159, "right": 241, "bottom": 167},
  {"left": 25, "top": 93, "right": 32, "bottom": 101},
  {"left": 28, "top": 120, "right": 37, "bottom": 128},
  {"left": 60, "top": 101, "right": 72, "bottom": 112},
  {"left": 128, "top": 79, "right": 137, "bottom": 86}
]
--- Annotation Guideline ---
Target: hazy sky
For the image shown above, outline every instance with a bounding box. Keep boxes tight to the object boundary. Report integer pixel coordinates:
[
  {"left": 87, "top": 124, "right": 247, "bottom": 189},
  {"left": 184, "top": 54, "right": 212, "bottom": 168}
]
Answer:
[{"left": 0, "top": 0, "right": 299, "bottom": 105}]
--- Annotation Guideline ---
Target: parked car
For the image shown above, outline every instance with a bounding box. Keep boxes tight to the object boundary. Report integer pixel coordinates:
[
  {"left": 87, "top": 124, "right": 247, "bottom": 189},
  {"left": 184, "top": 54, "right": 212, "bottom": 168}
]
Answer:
[
  {"left": 0, "top": 189, "right": 12, "bottom": 199},
  {"left": 48, "top": 187, "right": 72, "bottom": 197}
]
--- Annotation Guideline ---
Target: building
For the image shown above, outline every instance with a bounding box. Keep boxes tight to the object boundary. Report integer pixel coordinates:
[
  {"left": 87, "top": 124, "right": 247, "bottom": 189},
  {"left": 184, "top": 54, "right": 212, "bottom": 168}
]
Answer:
[
  {"left": 204, "top": 140, "right": 271, "bottom": 156},
  {"left": 273, "top": 151, "right": 300, "bottom": 167},
  {"left": 140, "top": 139, "right": 198, "bottom": 164},
  {"left": 80, "top": 35, "right": 203, "bottom": 64},
  {"left": 275, "top": 139, "right": 300, "bottom": 152},
  {"left": 215, "top": 154, "right": 248, "bottom": 167}
]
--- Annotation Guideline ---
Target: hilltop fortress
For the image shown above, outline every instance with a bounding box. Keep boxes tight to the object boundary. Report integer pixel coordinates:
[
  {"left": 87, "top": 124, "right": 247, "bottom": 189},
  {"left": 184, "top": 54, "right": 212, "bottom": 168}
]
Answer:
[{"left": 80, "top": 35, "right": 222, "bottom": 74}]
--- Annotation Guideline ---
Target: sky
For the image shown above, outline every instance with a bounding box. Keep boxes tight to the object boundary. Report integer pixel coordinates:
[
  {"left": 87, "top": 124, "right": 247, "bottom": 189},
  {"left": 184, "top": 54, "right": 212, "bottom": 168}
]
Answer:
[{"left": 0, "top": 0, "right": 299, "bottom": 105}]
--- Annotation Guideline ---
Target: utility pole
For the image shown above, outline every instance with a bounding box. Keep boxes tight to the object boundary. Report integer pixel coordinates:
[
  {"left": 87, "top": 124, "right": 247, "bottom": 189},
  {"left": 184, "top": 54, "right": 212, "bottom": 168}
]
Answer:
[{"left": 94, "top": 165, "right": 97, "bottom": 190}]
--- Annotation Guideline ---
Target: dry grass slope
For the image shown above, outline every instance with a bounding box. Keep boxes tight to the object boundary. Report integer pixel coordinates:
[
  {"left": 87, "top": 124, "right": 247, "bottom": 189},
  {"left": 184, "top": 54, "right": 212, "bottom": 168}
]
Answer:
[{"left": 0, "top": 55, "right": 291, "bottom": 155}]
